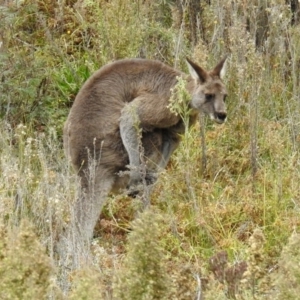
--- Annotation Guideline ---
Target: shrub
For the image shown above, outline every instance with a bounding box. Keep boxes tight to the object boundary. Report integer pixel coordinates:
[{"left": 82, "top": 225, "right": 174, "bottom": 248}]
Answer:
[
  {"left": 114, "top": 209, "right": 171, "bottom": 300},
  {"left": 0, "top": 221, "right": 53, "bottom": 299}
]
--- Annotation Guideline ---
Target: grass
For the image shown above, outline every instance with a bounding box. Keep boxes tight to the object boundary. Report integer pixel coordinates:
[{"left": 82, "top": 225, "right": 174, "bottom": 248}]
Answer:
[{"left": 1, "top": 0, "right": 300, "bottom": 299}]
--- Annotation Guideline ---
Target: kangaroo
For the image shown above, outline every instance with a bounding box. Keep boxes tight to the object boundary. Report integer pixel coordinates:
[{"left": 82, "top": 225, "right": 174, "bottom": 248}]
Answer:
[{"left": 63, "top": 57, "right": 227, "bottom": 247}]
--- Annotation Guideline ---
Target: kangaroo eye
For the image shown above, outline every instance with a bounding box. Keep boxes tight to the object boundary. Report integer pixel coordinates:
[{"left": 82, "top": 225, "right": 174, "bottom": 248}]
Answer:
[
  {"left": 205, "top": 94, "right": 215, "bottom": 101},
  {"left": 223, "top": 94, "right": 228, "bottom": 102}
]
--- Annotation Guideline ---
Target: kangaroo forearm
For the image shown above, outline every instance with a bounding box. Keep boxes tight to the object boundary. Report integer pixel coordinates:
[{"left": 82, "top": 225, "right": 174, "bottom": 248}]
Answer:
[
  {"left": 159, "top": 136, "right": 180, "bottom": 169},
  {"left": 120, "top": 104, "right": 141, "bottom": 181}
]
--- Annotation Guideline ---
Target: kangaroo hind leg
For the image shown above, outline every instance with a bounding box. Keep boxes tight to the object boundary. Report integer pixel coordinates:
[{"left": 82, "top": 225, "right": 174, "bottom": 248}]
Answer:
[{"left": 60, "top": 167, "right": 114, "bottom": 268}]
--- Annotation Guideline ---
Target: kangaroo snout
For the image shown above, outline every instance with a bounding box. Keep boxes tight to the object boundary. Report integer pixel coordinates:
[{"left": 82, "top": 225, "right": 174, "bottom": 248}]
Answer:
[{"left": 215, "top": 112, "right": 227, "bottom": 123}]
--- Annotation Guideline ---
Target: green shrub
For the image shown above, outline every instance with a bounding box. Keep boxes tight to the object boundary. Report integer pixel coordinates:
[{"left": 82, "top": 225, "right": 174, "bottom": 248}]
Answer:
[
  {"left": 273, "top": 233, "right": 300, "bottom": 299},
  {"left": 114, "top": 209, "right": 171, "bottom": 300},
  {"left": 0, "top": 221, "right": 53, "bottom": 299}
]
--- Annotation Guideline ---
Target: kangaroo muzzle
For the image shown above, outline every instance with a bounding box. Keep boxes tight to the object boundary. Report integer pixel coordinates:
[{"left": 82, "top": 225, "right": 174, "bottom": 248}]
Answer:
[{"left": 214, "top": 111, "right": 227, "bottom": 123}]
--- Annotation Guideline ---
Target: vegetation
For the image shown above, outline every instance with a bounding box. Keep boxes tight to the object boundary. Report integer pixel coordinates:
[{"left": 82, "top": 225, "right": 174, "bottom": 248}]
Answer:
[{"left": 1, "top": 0, "right": 300, "bottom": 298}]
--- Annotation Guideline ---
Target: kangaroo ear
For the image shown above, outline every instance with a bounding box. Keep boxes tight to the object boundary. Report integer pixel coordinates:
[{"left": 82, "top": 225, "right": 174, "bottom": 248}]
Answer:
[
  {"left": 186, "top": 57, "right": 208, "bottom": 83},
  {"left": 211, "top": 56, "right": 227, "bottom": 79}
]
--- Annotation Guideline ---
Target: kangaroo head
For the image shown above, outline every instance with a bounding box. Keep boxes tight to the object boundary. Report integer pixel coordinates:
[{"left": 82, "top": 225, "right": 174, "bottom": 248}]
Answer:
[{"left": 186, "top": 57, "right": 227, "bottom": 124}]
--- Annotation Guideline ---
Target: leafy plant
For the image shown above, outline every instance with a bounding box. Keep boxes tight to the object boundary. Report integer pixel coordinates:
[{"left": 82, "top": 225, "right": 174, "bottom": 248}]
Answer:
[{"left": 114, "top": 209, "right": 171, "bottom": 300}]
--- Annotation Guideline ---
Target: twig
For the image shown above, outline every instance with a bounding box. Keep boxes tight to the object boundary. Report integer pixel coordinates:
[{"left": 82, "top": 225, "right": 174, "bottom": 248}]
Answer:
[
  {"left": 199, "top": 113, "right": 207, "bottom": 173},
  {"left": 195, "top": 273, "right": 202, "bottom": 300}
]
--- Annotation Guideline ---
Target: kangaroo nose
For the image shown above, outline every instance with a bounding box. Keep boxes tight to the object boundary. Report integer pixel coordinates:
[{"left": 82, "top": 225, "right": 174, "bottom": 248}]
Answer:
[{"left": 216, "top": 112, "right": 227, "bottom": 122}]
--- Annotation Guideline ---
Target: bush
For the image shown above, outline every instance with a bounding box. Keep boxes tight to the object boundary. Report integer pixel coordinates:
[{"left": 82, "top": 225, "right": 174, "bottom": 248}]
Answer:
[
  {"left": 0, "top": 221, "right": 53, "bottom": 299},
  {"left": 114, "top": 209, "right": 171, "bottom": 300}
]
